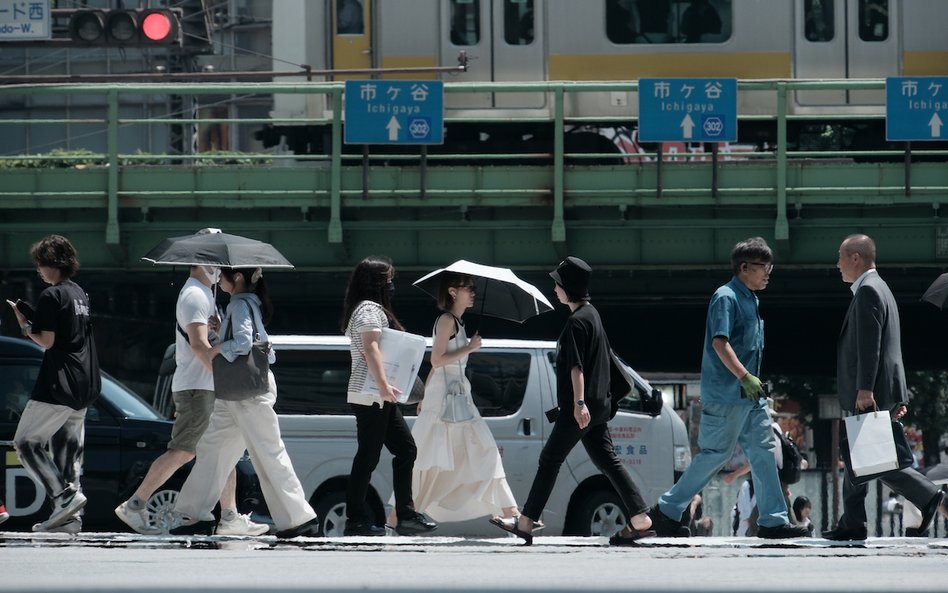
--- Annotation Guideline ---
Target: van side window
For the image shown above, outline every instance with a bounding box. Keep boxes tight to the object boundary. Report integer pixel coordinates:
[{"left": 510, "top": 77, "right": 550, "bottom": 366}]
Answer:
[
  {"left": 466, "top": 352, "right": 530, "bottom": 417},
  {"left": 271, "top": 350, "right": 352, "bottom": 415}
]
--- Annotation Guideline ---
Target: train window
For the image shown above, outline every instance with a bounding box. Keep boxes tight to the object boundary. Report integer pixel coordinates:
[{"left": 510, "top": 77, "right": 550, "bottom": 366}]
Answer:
[
  {"left": 450, "top": 0, "right": 481, "bottom": 46},
  {"left": 336, "top": 0, "right": 364, "bottom": 35},
  {"left": 858, "top": 0, "right": 888, "bottom": 42},
  {"left": 503, "top": 0, "right": 534, "bottom": 46},
  {"left": 804, "top": 0, "right": 834, "bottom": 42},
  {"left": 606, "top": 0, "right": 731, "bottom": 45}
]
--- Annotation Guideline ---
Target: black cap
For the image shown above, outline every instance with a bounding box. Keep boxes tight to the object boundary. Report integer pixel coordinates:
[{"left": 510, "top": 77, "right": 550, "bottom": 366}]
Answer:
[{"left": 550, "top": 256, "right": 592, "bottom": 300}]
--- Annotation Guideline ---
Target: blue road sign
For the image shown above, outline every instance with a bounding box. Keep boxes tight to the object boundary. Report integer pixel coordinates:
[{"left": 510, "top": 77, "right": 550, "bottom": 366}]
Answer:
[
  {"left": 638, "top": 78, "right": 737, "bottom": 143},
  {"left": 344, "top": 80, "right": 444, "bottom": 145},
  {"left": 886, "top": 77, "right": 948, "bottom": 141}
]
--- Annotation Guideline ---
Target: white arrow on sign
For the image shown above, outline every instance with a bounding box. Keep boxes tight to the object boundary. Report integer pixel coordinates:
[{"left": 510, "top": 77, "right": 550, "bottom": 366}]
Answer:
[
  {"left": 386, "top": 116, "right": 401, "bottom": 141},
  {"left": 680, "top": 114, "right": 695, "bottom": 139},
  {"left": 930, "top": 113, "right": 943, "bottom": 138}
]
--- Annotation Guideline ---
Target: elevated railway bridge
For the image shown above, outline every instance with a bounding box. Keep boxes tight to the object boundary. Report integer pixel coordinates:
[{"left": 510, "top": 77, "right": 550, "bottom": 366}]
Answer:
[{"left": 1, "top": 80, "right": 947, "bottom": 396}]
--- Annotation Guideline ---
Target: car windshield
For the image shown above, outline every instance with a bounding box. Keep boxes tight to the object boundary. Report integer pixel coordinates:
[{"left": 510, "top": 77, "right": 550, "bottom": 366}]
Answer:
[{"left": 101, "top": 373, "right": 163, "bottom": 420}]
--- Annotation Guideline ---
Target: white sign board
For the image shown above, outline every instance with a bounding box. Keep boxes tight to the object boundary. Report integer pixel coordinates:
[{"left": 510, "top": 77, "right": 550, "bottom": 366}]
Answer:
[{"left": 0, "top": 0, "right": 50, "bottom": 40}]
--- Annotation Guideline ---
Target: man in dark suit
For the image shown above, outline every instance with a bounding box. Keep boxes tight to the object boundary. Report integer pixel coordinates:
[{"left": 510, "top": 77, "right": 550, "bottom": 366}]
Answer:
[{"left": 825, "top": 234, "right": 947, "bottom": 540}]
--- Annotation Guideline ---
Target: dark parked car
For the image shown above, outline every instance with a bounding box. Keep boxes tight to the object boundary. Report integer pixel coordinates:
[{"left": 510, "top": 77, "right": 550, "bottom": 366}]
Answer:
[{"left": 0, "top": 336, "right": 265, "bottom": 532}]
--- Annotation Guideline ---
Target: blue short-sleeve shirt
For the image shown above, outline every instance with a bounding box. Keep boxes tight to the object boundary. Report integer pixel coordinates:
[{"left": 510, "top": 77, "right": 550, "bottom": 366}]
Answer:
[{"left": 699, "top": 276, "right": 764, "bottom": 404}]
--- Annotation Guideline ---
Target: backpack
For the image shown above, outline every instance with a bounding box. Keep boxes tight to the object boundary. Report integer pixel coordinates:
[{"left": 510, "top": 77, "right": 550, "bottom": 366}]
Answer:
[{"left": 775, "top": 428, "right": 803, "bottom": 484}]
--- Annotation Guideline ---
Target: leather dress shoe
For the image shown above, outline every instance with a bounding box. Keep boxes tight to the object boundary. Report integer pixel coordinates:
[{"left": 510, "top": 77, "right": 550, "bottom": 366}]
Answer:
[
  {"left": 757, "top": 523, "right": 808, "bottom": 539},
  {"left": 647, "top": 505, "right": 690, "bottom": 537},
  {"left": 343, "top": 520, "right": 386, "bottom": 536},
  {"left": 276, "top": 517, "right": 321, "bottom": 539},
  {"left": 169, "top": 519, "right": 216, "bottom": 536},
  {"left": 393, "top": 512, "right": 437, "bottom": 535},
  {"left": 916, "top": 490, "right": 946, "bottom": 536},
  {"left": 821, "top": 526, "right": 868, "bottom": 541}
]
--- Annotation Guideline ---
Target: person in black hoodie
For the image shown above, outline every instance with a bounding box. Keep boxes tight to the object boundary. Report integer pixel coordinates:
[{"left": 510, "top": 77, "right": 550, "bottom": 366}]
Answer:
[
  {"left": 7, "top": 235, "right": 100, "bottom": 533},
  {"left": 491, "top": 256, "right": 654, "bottom": 545}
]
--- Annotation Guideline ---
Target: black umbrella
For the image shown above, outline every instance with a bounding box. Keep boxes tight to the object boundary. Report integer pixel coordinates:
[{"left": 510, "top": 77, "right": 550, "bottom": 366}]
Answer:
[
  {"left": 142, "top": 232, "right": 294, "bottom": 269},
  {"left": 921, "top": 273, "right": 948, "bottom": 309},
  {"left": 413, "top": 260, "right": 553, "bottom": 323}
]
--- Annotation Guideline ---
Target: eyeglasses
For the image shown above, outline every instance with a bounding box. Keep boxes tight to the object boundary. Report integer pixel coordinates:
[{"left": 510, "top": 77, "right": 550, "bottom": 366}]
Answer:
[{"left": 743, "top": 261, "right": 774, "bottom": 273}]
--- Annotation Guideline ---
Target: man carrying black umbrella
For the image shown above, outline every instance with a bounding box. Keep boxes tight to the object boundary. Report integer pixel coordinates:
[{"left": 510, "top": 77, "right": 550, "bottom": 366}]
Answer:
[{"left": 115, "top": 228, "right": 267, "bottom": 536}]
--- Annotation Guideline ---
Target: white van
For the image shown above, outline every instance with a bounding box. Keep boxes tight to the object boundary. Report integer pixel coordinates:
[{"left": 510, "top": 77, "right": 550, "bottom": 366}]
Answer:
[{"left": 154, "top": 335, "right": 691, "bottom": 537}]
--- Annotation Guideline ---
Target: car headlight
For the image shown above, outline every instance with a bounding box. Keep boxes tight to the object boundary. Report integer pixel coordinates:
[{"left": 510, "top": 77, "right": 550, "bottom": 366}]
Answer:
[{"left": 674, "top": 445, "right": 691, "bottom": 472}]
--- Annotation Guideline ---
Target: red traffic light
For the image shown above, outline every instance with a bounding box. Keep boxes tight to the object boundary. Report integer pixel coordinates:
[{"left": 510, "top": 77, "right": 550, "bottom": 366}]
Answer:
[
  {"left": 68, "top": 9, "right": 181, "bottom": 46},
  {"left": 141, "top": 10, "right": 179, "bottom": 45}
]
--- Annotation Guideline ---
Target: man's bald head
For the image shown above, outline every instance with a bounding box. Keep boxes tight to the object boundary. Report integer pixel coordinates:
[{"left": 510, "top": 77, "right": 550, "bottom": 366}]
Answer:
[{"left": 841, "top": 234, "right": 876, "bottom": 266}]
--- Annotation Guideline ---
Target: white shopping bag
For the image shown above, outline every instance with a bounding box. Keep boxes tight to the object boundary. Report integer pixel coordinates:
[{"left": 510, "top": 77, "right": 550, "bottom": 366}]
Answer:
[{"left": 843, "top": 410, "right": 899, "bottom": 477}]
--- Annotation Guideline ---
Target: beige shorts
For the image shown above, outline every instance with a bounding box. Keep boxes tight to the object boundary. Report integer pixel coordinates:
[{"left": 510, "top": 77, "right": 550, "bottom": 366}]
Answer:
[{"left": 168, "top": 389, "right": 215, "bottom": 453}]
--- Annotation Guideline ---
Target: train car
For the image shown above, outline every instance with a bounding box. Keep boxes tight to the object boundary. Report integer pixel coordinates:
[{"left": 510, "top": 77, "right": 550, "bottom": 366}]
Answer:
[{"left": 266, "top": 0, "right": 948, "bottom": 154}]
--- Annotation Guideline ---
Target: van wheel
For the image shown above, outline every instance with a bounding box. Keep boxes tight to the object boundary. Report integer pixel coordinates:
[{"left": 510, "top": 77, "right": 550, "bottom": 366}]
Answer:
[
  {"left": 565, "top": 489, "right": 627, "bottom": 537},
  {"left": 146, "top": 489, "right": 179, "bottom": 533},
  {"left": 313, "top": 491, "right": 348, "bottom": 537}
]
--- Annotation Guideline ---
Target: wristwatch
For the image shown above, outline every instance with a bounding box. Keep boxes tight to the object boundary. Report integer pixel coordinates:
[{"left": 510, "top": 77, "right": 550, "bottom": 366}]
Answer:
[
  {"left": 21, "top": 321, "right": 32, "bottom": 336},
  {"left": 575, "top": 400, "right": 585, "bottom": 407}
]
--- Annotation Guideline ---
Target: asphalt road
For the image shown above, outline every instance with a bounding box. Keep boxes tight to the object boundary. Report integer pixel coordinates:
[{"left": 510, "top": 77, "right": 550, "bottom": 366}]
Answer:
[{"left": 2, "top": 532, "right": 947, "bottom": 592}]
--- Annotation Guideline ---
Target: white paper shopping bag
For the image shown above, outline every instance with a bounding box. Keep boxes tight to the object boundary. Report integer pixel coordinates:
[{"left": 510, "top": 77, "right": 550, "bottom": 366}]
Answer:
[{"left": 843, "top": 410, "right": 899, "bottom": 477}]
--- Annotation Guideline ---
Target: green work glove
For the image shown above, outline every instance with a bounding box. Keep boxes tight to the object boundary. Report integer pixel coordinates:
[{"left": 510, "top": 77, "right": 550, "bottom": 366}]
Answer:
[{"left": 740, "top": 372, "right": 763, "bottom": 400}]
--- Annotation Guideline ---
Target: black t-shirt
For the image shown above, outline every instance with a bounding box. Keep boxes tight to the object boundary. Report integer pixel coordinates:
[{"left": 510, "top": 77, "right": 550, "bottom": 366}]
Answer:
[
  {"left": 30, "top": 280, "right": 101, "bottom": 410},
  {"left": 555, "top": 303, "right": 612, "bottom": 426}
]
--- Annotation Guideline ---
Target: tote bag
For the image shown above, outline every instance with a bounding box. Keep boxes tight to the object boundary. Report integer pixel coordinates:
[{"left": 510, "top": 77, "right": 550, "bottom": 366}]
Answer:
[
  {"left": 212, "top": 301, "right": 271, "bottom": 401},
  {"left": 439, "top": 319, "right": 476, "bottom": 424},
  {"left": 842, "top": 409, "right": 913, "bottom": 483}
]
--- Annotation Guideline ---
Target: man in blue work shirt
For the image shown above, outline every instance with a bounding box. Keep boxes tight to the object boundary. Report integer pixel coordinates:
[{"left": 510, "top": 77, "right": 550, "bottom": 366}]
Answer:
[{"left": 648, "top": 237, "right": 807, "bottom": 539}]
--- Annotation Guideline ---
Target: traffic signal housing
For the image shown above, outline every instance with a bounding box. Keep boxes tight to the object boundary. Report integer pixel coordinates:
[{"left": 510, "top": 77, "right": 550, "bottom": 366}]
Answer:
[{"left": 69, "top": 9, "right": 182, "bottom": 47}]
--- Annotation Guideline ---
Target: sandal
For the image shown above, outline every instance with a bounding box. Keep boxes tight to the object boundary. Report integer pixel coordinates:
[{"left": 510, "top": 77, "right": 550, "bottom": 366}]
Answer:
[
  {"left": 488, "top": 516, "right": 533, "bottom": 546},
  {"left": 493, "top": 515, "right": 545, "bottom": 533},
  {"left": 609, "top": 528, "right": 657, "bottom": 546}
]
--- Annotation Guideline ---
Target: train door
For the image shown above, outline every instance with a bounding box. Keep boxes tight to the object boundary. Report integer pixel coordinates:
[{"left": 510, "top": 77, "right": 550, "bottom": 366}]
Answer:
[
  {"left": 332, "top": 0, "right": 373, "bottom": 79},
  {"left": 794, "top": 0, "right": 900, "bottom": 106},
  {"left": 440, "top": 0, "right": 545, "bottom": 109}
]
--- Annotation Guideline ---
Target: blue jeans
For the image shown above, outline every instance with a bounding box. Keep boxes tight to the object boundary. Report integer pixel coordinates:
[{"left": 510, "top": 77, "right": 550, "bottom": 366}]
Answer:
[{"left": 658, "top": 400, "right": 789, "bottom": 528}]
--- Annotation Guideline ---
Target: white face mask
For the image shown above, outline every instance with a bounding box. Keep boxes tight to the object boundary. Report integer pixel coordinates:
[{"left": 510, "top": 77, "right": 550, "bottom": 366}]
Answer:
[{"left": 202, "top": 265, "right": 221, "bottom": 284}]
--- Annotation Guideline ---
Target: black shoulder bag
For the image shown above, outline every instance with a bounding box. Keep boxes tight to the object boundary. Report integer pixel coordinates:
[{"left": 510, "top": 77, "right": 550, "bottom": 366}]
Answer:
[{"left": 212, "top": 301, "right": 272, "bottom": 401}]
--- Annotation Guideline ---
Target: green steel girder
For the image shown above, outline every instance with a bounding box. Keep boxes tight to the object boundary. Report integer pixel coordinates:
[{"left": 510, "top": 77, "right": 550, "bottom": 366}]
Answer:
[{"left": 0, "top": 161, "right": 946, "bottom": 271}]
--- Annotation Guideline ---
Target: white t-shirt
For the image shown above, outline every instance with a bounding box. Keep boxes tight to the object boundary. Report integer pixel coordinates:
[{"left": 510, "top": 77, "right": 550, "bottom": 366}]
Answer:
[
  {"left": 171, "top": 277, "right": 215, "bottom": 392},
  {"left": 345, "top": 300, "right": 388, "bottom": 406}
]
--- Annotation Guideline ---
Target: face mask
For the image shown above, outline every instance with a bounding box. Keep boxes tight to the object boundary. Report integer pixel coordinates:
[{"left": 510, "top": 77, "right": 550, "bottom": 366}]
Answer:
[{"left": 202, "top": 266, "right": 221, "bottom": 284}]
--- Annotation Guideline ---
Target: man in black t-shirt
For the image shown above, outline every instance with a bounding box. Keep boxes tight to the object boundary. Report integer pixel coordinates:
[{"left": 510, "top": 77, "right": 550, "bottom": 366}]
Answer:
[
  {"left": 492, "top": 257, "right": 654, "bottom": 545},
  {"left": 7, "top": 235, "right": 100, "bottom": 534}
]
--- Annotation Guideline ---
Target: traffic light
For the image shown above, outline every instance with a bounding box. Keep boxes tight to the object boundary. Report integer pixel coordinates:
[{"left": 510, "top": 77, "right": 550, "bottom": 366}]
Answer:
[{"left": 69, "top": 9, "right": 182, "bottom": 47}]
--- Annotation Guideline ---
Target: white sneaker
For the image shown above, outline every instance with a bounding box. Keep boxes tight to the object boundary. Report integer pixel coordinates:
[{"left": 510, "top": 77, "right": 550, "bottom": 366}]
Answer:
[
  {"left": 45, "top": 490, "right": 87, "bottom": 530},
  {"left": 217, "top": 513, "right": 270, "bottom": 536},
  {"left": 115, "top": 500, "right": 162, "bottom": 535},
  {"left": 33, "top": 517, "right": 82, "bottom": 534}
]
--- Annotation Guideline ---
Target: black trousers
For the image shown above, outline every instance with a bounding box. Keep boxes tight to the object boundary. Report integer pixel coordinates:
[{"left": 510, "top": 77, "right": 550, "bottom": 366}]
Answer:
[
  {"left": 838, "top": 459, "right": 941, "bottom": 532},
  {"left": 522, "top": 415, "right": 647, "bottom": 523},
  {"left": 346, "top": 401, "right": 417, "bottom": 524}
]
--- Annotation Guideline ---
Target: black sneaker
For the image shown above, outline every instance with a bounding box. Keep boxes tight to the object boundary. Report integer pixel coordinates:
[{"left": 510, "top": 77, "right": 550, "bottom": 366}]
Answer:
[
  {"left": 393, "top": 512, "right": 437, "bottom": 536},
  {"left": 343, "top": 520, "right": 386, "bottom": 537},
  {"left": 821, "top": 526, "right": 867, "bottom": 541},
  {"left": 917, "top": 490, "right": 946, "bottom": 536},
  {"left": 276, "top": 517, "right": 321, "bottom": 539},
  {"left": 648, "top": 505, "right": 690, "bottom": 537},
  {"left": 757, "top": 523, "right": 808, "bottom": 539},
  {"left": 169, "top": 519, "right": 216, "bottom": 536}
]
